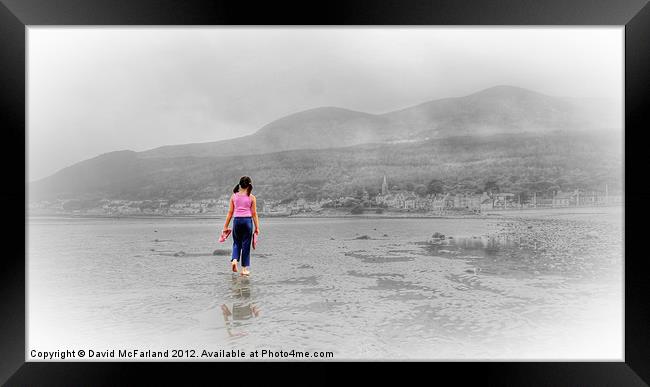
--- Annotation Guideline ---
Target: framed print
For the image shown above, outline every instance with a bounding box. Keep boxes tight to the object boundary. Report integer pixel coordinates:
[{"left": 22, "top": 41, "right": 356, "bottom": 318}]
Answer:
[{"left": 2, "top": 0, "right": 649, "bottom": 384}]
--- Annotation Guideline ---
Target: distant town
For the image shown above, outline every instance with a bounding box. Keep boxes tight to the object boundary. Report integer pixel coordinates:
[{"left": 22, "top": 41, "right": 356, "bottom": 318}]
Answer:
[{"left": 29, "top": 175, "right": 623, "bottom": 217}]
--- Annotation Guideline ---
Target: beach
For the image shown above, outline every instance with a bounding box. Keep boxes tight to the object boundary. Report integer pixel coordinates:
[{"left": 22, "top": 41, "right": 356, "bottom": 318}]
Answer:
[{"left": 27, "top": 206, "right": 623, "bottom": 360}]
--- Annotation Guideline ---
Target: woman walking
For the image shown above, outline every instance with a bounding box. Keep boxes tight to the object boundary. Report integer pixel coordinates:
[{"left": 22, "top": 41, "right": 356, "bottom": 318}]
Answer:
[{"left": 222, "top": 176, "right": 260, "bottom": 276}]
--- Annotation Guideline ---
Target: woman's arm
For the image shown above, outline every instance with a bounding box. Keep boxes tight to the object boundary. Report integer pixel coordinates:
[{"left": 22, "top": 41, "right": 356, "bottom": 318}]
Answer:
[
  {"left": 251, "top": 195, "right": 260, "bottom": 234},
  {"left": 223, "top": 195, "right": 234, "bottom": 231}
]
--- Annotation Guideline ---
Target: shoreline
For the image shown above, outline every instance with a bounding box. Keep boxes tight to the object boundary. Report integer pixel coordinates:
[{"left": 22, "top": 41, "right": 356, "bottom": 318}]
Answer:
[{"left": 27, "top": 205, "right": 622, "bottom": 221}]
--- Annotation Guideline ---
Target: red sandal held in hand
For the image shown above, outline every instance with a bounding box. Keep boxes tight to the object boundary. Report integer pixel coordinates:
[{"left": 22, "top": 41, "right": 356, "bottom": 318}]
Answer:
[{"left": 219, "top": 229, "right": 232, "bottom": 243}]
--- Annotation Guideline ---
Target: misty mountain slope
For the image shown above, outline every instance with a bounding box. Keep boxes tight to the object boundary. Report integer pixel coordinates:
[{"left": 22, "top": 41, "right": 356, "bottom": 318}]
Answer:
[
  {"left": 30, "top": 85, "right": 623, "bottom": 202},
  {"left": 138, "top": 107, "right": 389, "bottom": 159},
  {"left": 30, "top": 131, "right": 622, "bottom": 201},
  {"left": 30, "top": 150, "right": 143, "bottom": 198},
  {"left": 382, "top": 85, "right": 588, "bottom": 139},
  {"left": 137, "top": 135, "right": 257, "bottom": 160},
  {"left": 137, "top": 85, "right": 615, "bottom": 160},
  {"left": 253, "top": 107, "right": 391, "bottom": 149}
]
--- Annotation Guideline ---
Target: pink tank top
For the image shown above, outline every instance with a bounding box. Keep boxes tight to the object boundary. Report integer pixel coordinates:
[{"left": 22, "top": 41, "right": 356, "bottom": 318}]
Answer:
[{"left": 232, "top": 192, "right": 253, "bottom": 217}]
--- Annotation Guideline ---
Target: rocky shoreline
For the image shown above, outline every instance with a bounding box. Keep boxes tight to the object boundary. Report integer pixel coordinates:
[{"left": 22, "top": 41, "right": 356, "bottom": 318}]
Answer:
[
  {"left": 420, "top": 208, "right": 622, "bottom": 281},
  {"left": 28, "top": 205, "right": 622, "bottom": 221}
]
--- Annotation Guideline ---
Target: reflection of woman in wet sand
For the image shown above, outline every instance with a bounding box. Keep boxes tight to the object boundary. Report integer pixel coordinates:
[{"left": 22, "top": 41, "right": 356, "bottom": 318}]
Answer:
[
  {"left": 221, "top": 276, "right": 260, "bottom": 337},
  {"left": 220, "top": 304, "right": 261, "bottom": 337},
  {"left": 222, "top": 176, "right": 260, "bottom": 276}
]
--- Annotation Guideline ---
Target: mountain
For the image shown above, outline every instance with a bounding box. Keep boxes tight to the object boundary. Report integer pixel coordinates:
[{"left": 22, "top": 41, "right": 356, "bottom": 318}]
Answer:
[
  {"left": 138, "top": 107, "right": 389, "bottom": 159},
  {"left": 382, "top": 85, "right": 594, "bottom": 139},
  {"left": 29, "top": 131, "right": 622, "bottom": 202},
  {"left": 137, "top": 85, "right": 617, "bottom": 159},
  {"left": 30, "top": 85, "right": 623, "bottom": 201},
  {"left": 31, "top": 150, "right": 142, "bottom": 197}
]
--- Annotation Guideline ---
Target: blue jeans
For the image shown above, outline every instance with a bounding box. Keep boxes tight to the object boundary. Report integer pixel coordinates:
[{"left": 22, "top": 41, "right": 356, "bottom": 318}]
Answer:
[{"left": 232, "top": 217, "right": 253, "bottom": 267}]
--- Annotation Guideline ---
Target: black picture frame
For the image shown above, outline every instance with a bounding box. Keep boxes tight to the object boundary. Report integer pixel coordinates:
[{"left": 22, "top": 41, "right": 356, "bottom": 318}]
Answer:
[{"left": 2, "top": 0, "right": 648, "bottom": 384}]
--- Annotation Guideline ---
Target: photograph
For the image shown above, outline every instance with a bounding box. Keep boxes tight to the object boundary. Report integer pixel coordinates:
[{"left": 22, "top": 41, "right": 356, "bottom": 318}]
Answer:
[{"left": 25, "top": 26, "right": 625, "bottom": 361}]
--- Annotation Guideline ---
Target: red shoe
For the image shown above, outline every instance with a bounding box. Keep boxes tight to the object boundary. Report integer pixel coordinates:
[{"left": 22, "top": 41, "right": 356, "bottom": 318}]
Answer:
[{"left": 219, "top": 229, "right": 232, "bottom": 243}]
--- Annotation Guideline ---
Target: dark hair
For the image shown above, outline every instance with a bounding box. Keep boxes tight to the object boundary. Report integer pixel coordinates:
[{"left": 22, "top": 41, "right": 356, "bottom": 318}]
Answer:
[{"left": 233, "top": 176, "right": 253, "bottom": 196}]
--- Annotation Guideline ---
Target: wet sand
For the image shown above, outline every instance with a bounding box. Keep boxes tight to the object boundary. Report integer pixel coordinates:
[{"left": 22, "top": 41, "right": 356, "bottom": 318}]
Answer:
[{"left": 27, "top": 208, "right": 623, "bottom": 360}]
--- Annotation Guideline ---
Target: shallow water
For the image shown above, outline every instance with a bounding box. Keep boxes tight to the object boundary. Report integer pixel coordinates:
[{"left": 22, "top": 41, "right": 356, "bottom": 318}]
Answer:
[{"left": 27, "top": 208, "right": 623, "bottom": 360}]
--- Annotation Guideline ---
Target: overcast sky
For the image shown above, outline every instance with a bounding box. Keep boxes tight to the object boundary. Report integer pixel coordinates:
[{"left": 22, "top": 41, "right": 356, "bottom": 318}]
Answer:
[{"left": 28, "top": 27, "right": 623, "bottom": 181}]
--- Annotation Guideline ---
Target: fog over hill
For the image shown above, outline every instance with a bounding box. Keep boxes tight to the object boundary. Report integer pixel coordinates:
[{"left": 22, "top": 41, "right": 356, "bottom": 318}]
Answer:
[
  {"left": 30, "top": 85, "right": 622, "bottom": 201},
  {"left": 136, "top": 85, "right": 618, "bottom": 159}
]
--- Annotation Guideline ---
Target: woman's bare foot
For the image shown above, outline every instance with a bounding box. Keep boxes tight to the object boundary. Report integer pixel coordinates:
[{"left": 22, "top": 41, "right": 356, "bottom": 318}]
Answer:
[
  {"left": 231, "top": 260, "right": 238, "bottom": 272},
  {"left": 241, "top": 267, "right": 250, "bottom": 276}
]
